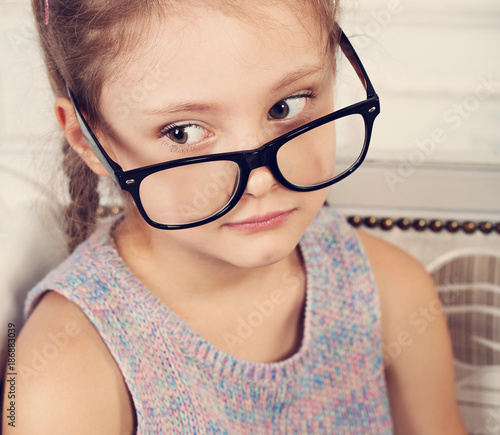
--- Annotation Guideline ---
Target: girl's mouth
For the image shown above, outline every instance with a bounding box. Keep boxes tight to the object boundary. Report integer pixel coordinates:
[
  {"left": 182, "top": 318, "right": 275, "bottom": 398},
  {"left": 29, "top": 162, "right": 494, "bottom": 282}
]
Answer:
[{"left": 223, "top": 209, "right": 296, "bottom": 232}]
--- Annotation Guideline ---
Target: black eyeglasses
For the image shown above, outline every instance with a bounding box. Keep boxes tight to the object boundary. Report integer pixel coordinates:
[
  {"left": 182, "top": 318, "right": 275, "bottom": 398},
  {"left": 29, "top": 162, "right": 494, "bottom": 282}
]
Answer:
[{"left": 67, "top": 29, "right": 379, "bottom": 230}]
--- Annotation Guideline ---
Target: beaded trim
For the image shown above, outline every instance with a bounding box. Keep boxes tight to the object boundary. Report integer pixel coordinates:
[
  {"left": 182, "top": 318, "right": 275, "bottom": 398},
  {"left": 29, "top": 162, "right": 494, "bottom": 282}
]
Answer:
[{"left": 348, "top": 216, "right": 500, "bottom": 235}]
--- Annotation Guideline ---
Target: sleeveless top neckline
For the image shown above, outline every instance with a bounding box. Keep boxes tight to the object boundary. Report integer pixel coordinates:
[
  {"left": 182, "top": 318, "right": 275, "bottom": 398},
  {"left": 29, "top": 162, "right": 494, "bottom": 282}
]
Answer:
[{"left": 90, "top": 215, "right": 324, "bottom": 384}]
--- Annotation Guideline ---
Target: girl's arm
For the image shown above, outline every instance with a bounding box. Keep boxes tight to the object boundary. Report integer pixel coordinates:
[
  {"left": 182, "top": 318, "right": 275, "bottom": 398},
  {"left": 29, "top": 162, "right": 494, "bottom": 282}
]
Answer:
[
  {"left": 356, "top": 229, "right": 467, "bottom": 435},
  {"left": 2, "top": 291, "right": 135, "bottom": 434}
]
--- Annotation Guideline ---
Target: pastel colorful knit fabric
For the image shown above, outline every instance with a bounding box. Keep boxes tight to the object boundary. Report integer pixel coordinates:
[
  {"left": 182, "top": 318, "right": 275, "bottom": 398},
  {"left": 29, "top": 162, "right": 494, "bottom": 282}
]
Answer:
[{"left": 24, "top": 206, "right": 393, "bottom": 434}]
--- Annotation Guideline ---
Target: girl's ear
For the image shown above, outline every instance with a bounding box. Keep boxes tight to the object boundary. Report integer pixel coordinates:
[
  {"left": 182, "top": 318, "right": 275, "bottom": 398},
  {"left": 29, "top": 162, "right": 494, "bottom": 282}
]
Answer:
[{"left": 54, "top": 97, "right": 110, "bottom": 177}]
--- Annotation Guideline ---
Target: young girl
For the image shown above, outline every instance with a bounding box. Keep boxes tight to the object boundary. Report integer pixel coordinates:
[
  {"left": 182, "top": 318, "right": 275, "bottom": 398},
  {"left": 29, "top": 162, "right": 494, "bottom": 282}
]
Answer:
[{"left": 3, "top": 0, "right": 466, "bottom": 433}]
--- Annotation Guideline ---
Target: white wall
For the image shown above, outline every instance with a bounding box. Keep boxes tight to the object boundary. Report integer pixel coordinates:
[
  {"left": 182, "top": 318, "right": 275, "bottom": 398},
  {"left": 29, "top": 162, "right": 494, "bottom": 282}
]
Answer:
[{"left": 1, "top": 0, "right": 64, "bottom": 213}]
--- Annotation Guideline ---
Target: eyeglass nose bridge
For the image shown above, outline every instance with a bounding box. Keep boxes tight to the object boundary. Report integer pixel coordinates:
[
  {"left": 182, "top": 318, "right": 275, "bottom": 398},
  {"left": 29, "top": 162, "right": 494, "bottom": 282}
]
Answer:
[{"left": 242, "top": 138, "right": 281, "bottom": 174}]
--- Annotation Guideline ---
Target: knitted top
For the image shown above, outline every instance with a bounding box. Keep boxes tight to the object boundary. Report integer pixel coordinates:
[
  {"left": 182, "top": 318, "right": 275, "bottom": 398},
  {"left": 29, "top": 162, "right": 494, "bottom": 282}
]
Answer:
[{"left": 24, "top": 207, "right": 393, "bottom": 434}]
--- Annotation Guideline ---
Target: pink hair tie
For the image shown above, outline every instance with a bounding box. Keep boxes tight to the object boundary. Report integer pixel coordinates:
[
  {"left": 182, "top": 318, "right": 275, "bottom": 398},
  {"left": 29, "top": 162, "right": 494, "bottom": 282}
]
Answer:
[{"left": 44, "top": 0, "right": 49, "bottom": 25}]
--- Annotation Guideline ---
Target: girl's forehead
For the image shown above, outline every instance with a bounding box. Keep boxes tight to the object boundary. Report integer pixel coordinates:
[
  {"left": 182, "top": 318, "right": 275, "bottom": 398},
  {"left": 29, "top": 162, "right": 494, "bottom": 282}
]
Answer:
[{"left": 102, "top": 4, "right": 329, "bottom": 104}]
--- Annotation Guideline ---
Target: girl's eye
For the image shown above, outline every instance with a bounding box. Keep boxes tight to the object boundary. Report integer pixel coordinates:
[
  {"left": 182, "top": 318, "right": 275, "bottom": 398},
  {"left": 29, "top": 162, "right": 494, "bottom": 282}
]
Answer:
[
  {"left": 268, "top": 95, "right": 308, "bottom": 120},
  {"left": 162, "top": 124, "right": 208, "bottom": 145}
]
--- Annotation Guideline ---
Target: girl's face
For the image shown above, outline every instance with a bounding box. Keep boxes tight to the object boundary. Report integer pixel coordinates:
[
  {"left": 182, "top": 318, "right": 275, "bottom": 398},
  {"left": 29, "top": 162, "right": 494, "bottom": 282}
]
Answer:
[{"left": 98, "top": 4, "right": 335, "bottom": 269}]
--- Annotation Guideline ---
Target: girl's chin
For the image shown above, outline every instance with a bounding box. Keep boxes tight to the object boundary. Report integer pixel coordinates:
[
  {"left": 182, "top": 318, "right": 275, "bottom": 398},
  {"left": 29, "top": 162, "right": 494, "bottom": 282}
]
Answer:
[{"left": 216, "top": 235, "right": 300, "bottom": 270}]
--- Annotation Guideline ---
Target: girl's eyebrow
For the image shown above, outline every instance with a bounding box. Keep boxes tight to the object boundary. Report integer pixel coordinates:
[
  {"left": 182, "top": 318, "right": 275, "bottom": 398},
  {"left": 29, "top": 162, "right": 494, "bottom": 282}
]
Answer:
[
  {"left": 142, "top": 102, "right": 223, "bottom": 116},
  {"left": 268, "top": 64, "right": 324, "bottom": 94},
  {"left": 141, "top": 64, "right": 324, "bottom": 117}
]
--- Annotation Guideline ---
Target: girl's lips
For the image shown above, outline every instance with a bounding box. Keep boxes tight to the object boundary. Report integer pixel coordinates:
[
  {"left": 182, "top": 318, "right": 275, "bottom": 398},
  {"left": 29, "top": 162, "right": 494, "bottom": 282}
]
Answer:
[{"left": 223, "top": 209, "right": 295, "bottom": 232}]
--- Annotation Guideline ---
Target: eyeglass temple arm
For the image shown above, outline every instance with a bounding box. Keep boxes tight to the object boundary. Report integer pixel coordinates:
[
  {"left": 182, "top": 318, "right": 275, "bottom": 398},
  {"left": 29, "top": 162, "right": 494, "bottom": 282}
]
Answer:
[
  {"left": 337, "top": 28, "right": 377, "bottom": 99},
  {"left": 66, "top": 85, "right": 123, "bottom": 184}
]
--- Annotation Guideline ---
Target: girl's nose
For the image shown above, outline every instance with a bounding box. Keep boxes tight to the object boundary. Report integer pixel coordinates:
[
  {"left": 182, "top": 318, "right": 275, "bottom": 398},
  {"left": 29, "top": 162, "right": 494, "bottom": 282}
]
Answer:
[{"left": 243, "top": 166, "right": 279, "bottom": 198}]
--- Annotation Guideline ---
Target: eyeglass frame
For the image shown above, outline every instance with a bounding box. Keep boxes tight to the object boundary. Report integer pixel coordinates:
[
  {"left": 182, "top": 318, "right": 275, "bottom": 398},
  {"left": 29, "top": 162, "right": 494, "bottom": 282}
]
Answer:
[{"left": 66, "top": 28, "right": 380, "bottom": 230}]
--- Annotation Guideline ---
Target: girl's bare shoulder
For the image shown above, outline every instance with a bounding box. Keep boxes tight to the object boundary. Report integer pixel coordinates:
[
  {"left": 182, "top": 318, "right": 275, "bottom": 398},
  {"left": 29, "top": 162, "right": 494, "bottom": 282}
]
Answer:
[
  {"left": 354, "top": 229, "right": 466, "bottom": 434},
  {"left": 2, "top": 291, "right": 135, "bottom": 434},
  {"left": 354, "top": 228, "right": 439, "bottom": 342}
]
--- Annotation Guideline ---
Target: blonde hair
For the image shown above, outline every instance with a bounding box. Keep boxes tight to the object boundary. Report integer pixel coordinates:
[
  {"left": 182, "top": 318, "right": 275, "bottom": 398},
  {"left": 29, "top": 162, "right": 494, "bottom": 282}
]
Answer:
[{"left": 32, "top": 0, "right": 341, "bottom": 252}]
